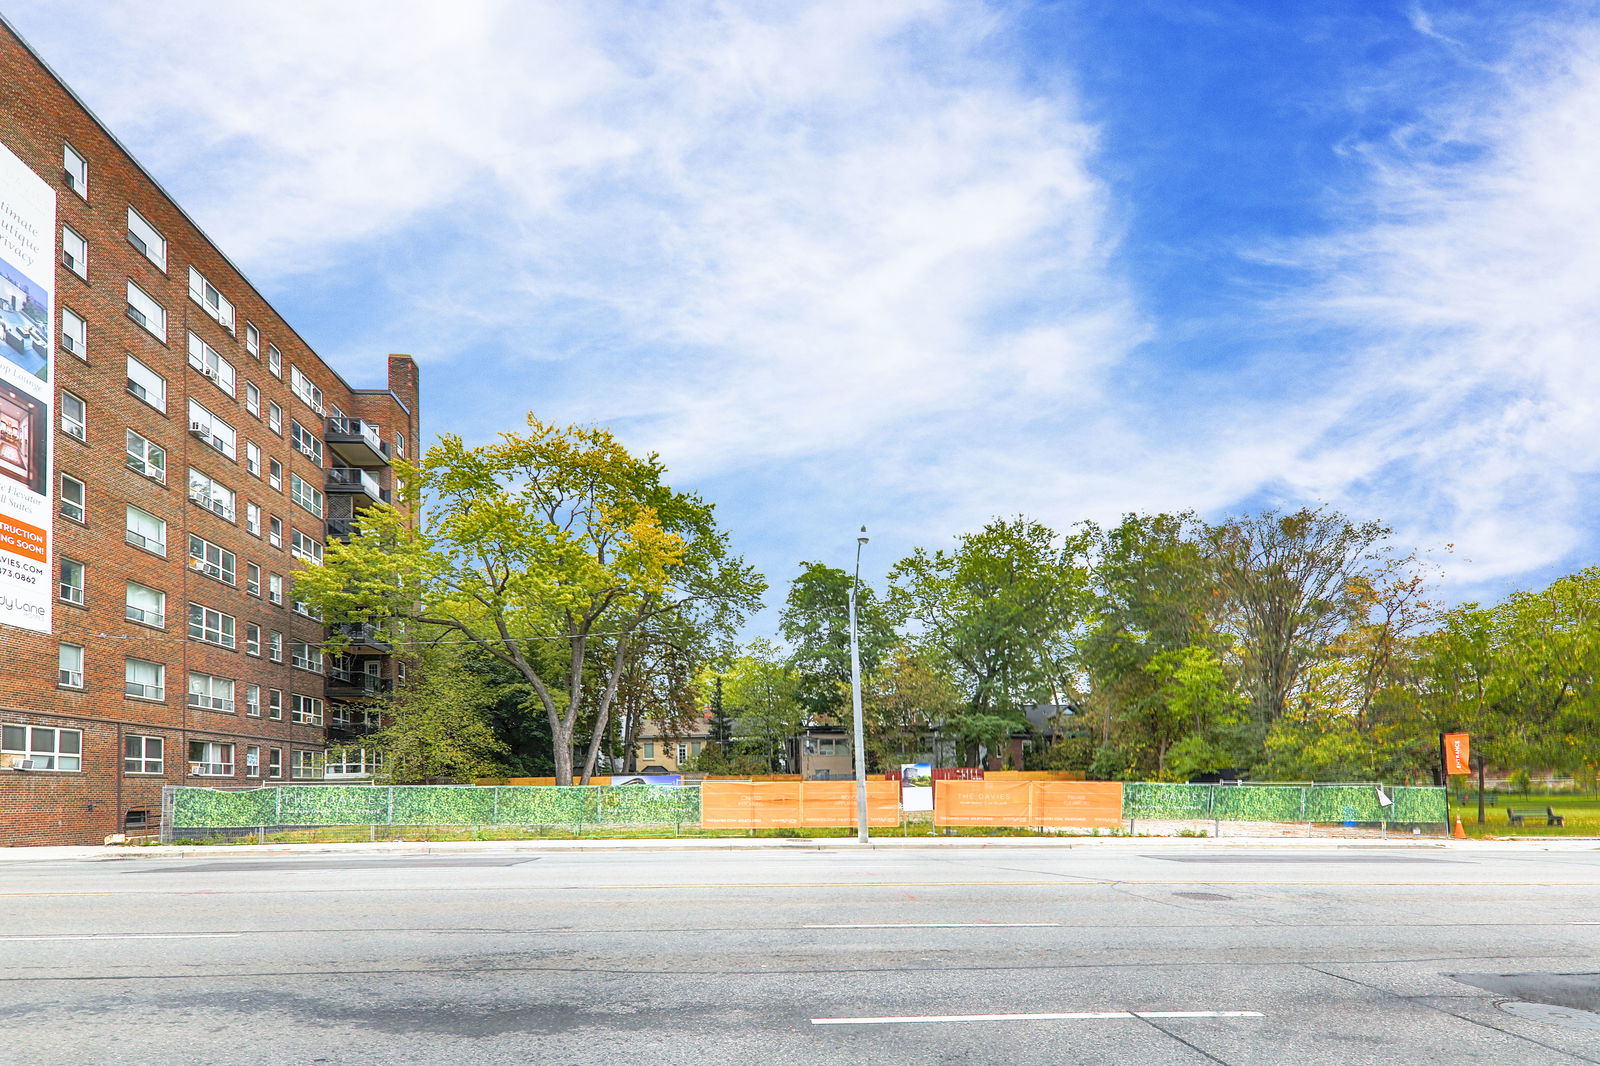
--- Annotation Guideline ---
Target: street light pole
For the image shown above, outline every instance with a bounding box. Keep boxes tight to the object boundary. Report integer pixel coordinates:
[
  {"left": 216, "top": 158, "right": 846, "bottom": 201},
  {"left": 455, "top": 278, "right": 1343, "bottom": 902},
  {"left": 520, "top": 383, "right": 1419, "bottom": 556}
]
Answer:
[{"left": 849, "top": 526, "right": 869, "bottom": 844}]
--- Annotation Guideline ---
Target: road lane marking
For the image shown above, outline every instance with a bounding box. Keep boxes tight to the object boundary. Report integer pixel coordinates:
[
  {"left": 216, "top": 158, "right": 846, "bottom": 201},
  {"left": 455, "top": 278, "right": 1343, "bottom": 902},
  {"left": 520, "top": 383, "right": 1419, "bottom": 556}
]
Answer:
[
  {"left": 804, "top": 922, "right": 1060, "bottom": 928},
  {"left": 811, "top": 1010, "right": 1264, "bottom": 1025},
  {"left": 0, "top": 933, "right": 242, "bottom": 942}
]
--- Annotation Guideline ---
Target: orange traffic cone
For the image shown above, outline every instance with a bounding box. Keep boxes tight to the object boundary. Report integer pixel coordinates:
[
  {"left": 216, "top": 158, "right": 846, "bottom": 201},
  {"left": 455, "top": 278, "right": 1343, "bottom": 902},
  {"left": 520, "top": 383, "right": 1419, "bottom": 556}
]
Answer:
[{"left": 1453, "top": 816, "right": 1467, "bottom": 839}]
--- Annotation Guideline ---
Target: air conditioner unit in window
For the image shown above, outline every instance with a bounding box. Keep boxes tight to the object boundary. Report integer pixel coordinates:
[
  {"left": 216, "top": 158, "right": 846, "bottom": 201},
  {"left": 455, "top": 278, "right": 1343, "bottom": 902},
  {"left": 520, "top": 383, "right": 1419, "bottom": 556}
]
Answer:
[
  {"left": 189, "top": 421, "right": 208, "bottom": 434},
  {"left": 10, "top": 757, "right": 41, "bottom": 770},
  {"left": 200, "top": 366, "right": 218, "bottom": 380}
]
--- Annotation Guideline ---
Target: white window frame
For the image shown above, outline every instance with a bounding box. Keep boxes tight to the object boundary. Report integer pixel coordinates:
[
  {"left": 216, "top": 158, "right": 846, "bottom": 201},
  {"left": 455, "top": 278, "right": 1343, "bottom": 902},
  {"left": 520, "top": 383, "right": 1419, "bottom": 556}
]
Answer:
[
  {"left": 126, "top": 355, "right": 166, "bottom": 411},
  {"left": 126, "top": 206, "right": 167, "bottom": 270},
  {"left": 245, "top": 744, "right": 262, "bottom": 777},
  {"left": 245, "top": 441, "right": 261, "bottom": 478},
  {"left": 59, "top": 557, "right": 84, "bottom": 605},
  {"left": 291, "top": 749, "right": 325, "bottom": 779},
  {"left": 246, "top": 562, "right": 262, "bottom": 597},
  {"left": 124, "top": 505, "right": 166, "bottom": 555},
  {"left": 187, "top": 534, "right": 236, "bottom": 585},
  {"left": 268, "top": 517, "right": 283, "bottom": 550},
  {"left": 290, "top": 421, "right": 323, "bottom": 466},
  {"left": 187, "top": 401, "right": 237, "bottom": 460},
  {"left": 188, "top": 740, "right": 234, "bottom": 777},
  {"left": 124, "top": 429, "right": 166, "bottom": 484},
  {"left": 124, "top": 657, "right": 165, "bottom": 702},
  {"left": 124, "top": 581, "right": 166, "bottom": 628},
  {"left": 186, "top": 332, "right": 236, "bottom": 397},
  {"left": 268, "top": 747, "right": 283, "bottom": 777},
  {"left": 267, "top": 458, "right": 282, "bottom": 491},
  {"left": 267, "top": 401, "right": 283, "bottom": 434},
  {"left": 61, "top": 225, "right": 87, "bottom": 279},
  {"left": 60, "top": 474, "right": 85, "bottom": 523},
  {"left": 289, "top": 366, "right": 324, "bottom": 415},
  {"left": 187, "top": 673, "right": 237, "bottom": 714},
  {"left": 58, "top": 643, "right": 84, "bottom": 689},
  {"left": 59, "top": 391, "right": 85, "bottom": 441},
  {"left": 124, "top": 734, "right": 164, "bottom": 775},
  {"left": 246, "top": 503, "right": 262, "bottom": 537},
  {"left": 244, "top": 382, "right": 261, "bottom": 418},
  {"left": 126, "top": 280, "right": 166, "bottom": 340},
  {"left": 187, "top": 468, "right": 236, "bottom": 522},
  {"left": 267, "top": 690, "right": 284, "bottom": 722},
  {"left": 187, "top": 603, "right": 236, "bottom": 649},
  {"left": 267, "top": 630, "right": 283, "bottom": 661},
  {"left": 290, "top": 476, "right": 324, "bottom": 519},
  {"left": 3, "top": 724, "right": 82, "bottom": 771},
  {"left": 63, "top": 142, "right": 87, "bottom": 197},
  {"left": 59, "top": 307, "right": 86, "bottom": 359},
  {"left": 245, "top": 623, "right": 261, "bottom": 657},
  {"left": 245, "top": 684, "right": 262, "bottom": 718},
  {"left": 290, "top": 641, "right": 323, "bottom": 674},
  {"left": 267, "top": 344, "right": 282, "bottom": 378},
  {"left": 289, "top": 528, "right": 324, "bottom": 565},
  {"left": 187, "top": 267, "right": 235, "bottom": 334}
]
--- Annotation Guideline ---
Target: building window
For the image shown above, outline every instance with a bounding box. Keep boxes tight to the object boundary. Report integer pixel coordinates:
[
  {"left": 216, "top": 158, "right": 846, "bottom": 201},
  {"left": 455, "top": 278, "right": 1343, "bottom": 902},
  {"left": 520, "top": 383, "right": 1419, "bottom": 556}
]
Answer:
[
  {"left": 187, "top": 468, "right": 236, "bottom": 522},
  {"left": 187, "top": 267, "right": 235, "bottom": 333},
  {"left": 677, "top": 743, "right": 688, "bottom": 763},
  {"left": 642, "top": 741, "right": 655, "bottom": 759},
  {"left": 268, "top": 517, "right": 283, "bottom": 550},
  {"left": 246, "top": 562, "right": 262, "bottom": 597},
  {"left": 268, "top": 748, "right": 283, "bottom": 777},
  {"left": 245, "top": 441, "right": 261, "bottom": 478},
  {"left": 124, "top": 735, "right": 163, "bottom": 775},
  {"left": 60, "top": 307, "right": 86, "bottom": 359},
  {"left": 267, "top": 630, "right": 283, "bottom": 661},
  {"left": 244, "top": 322, "right": 260, "bottom": 358},
  {"left": 188, "top": 740, "right": 233, "bottom": 777},
  {"left": 267, "top": 344, "right": 282, "bottom": 378},
  {"left": 394, "top": 431, "right": 405, "bottom": 457},
  {"left": 267, "top": 690, "right": 283, "bottom": 721},
  {"left": 59, "top": 474, "right": 85, "bottom": 522},
  {"left": 289, "top": 366, "right": 324, "bottom": 414},
  {"left": 289, "top": 528, "right": 324, "bottom": 565},
  {"left": 61, "top": 225, "right": 87, "bottom": 279},
  {"left": 187, "top": 401, "right": 237, "bottom": 459},
  {"left": 187, "top": 673, "right": 236, "bottom": 713},
  {"left": 290, "top": 642, "right": 323, "bottom": 674},
  {"left": 124, "top": 581, "right": 166, "bottom": 628},
  {"left": 267, "top": 401, "right": 283, "bottom": 434},
  {"left": 126, "top": 355, "right": 166, "bottom": 411},
  {"left": 126, "top": 280, "right": 166, "bottom": 340},
  {"left": 290, "top": 476, "right": 324, "bottom": 519},
  {"left": 186, "top": 333, "right": 236, "bottom": 396},
  {"left": 268, "top": 575, "right": 283, "bottom": 606},
  {"left": 245, "top": 745, "right": 261, "bottom": 778},
  {"left": 291, "top": 694, "right": 324, "bottom": 725},
  {"left": 58, "top": 643, "right": 84, "bottom": 689},
  {"left": 267, "top": 458, "right": 282, "bottom": 491},
  {"left": 291, "top": 749, "right": 325, "bottom": 779},
  {"left": 187, "top": 603, "right": 236, "bottom": 649},
  {"left": 126, "top": 206, "right": 166, "bottom": 270},
  {"left": 59, "top": 557, "right": 84, "bottom": 605},
  {"left": 290, "top": 421, "right": 323, "bottom": 466},
  {"left": 124, "top": 657, "right": 165, "bottom": 701},
  {"left": 3, "top": 725, "right": 82, "bottom": 771},
  {"left": 125, "top": 430, "right": 166, "bottom": 483},
  {"left": 57, "top": 392, "right": 87, "bottom": 443},
  {"left": 124, "top": 505, "right": 166, "bottom": 555},
  {"left": 327, "top": 749, "right": 382, "bottom": 777},
  {"left": 187, "top": 534, "right": 236, "bottom": 585},
  {"left": 59, "top": 392, "right": 85, "bottom": 441},
  {"left": 63, "top": 142, "right": 87, "bottom": 196},
  {"left": 245, "top": 623, "right": 261, "bottom": 657},
  {"left": 245, "top": 684, "right": 261, "bottom": 717}
]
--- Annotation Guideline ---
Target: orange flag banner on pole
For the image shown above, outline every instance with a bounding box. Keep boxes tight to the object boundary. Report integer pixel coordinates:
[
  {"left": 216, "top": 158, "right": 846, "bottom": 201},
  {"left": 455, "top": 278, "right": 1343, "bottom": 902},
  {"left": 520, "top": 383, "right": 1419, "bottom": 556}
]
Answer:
[{"left": 1441, "top": 733, "right": 1471, "bottom": 776}]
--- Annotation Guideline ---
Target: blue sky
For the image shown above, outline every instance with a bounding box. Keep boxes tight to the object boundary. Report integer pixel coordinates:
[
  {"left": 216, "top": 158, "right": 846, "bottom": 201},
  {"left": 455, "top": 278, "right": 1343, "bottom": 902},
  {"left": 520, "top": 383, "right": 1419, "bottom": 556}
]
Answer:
[{"left": 12, "top": 1, "right": 1600, "bottom": 613}]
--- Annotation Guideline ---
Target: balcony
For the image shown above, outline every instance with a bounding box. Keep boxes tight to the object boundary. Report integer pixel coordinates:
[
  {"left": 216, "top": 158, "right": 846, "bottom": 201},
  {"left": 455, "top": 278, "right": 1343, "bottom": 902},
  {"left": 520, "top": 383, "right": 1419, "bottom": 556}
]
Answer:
[
  {"left": 326, "top": 466, "right": 388, "bottom": 507},
  {"left": 332, "top": 622, "right": 392, "bottom": 654},
  {"left": 326, "top": 417, "right": 391, "bottom": 468},
  {"left": 327, "top": 517, "right": 358, "bottom": 542},
  {"left": 327, "top": 665, "right": 392, "bottom": 698}
]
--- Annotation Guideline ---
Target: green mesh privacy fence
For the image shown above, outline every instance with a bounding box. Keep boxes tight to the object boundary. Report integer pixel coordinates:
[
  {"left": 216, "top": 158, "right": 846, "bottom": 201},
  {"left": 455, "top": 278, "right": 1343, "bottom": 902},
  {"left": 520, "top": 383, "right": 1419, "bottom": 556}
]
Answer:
[
  {"left": 1123, "top": 783, "right": 1446, "bottom": 824},
  {"left": 165, "top": 784, "right": 700, "bottom": 836}
]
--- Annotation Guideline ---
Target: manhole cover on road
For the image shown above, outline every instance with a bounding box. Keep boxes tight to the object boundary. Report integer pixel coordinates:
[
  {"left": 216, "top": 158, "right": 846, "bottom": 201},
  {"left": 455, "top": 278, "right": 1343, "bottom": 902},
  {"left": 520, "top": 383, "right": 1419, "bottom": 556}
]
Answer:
[
  {"left": 1498, "top": 1001, "right": 1600, "bottom": 1032},
  {"left": 1174, "top": 892, "right": 1234, "bottom": 901}
]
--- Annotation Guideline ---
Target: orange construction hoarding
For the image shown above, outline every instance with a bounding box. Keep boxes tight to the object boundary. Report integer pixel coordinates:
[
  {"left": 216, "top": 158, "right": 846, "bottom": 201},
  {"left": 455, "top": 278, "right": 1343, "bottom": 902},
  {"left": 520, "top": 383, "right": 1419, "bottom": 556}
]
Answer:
[
  {"left": 700, "top": 780, "right": 901, "bottom": 828},
  {"left": 1442, "top": 733, "right": 1471, "bottom": 776},
  {"left": 934, "top": 779, "right": 1125, "bottom": 829}
]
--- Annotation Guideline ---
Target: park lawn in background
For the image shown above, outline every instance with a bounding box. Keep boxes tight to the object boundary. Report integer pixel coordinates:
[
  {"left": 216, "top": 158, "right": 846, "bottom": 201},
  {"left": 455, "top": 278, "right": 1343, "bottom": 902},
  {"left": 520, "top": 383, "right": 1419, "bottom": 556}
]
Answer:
[{"left": 1448, "top": 798, "right": 1600, "bottom": 838}]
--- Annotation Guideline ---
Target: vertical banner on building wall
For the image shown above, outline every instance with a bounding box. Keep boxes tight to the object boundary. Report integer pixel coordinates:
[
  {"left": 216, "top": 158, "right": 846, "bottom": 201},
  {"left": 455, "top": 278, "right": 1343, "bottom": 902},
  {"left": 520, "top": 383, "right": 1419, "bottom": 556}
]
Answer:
[{"left": 0, "top": 141, "right": 54, "bottom": 634}]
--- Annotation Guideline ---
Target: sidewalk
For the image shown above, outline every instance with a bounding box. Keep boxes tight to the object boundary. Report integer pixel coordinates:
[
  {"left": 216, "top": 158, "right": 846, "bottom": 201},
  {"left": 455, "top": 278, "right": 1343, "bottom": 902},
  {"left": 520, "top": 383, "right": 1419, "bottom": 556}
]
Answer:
[{"left": 2, "top": 834, "right": 1596, "bottom": 861}]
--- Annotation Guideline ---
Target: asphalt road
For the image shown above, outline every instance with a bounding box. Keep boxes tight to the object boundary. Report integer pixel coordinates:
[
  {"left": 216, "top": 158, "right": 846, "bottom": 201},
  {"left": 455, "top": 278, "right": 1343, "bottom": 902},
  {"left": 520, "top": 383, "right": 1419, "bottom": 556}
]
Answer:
[{"left": 2, "top": 842, "right": 1599, "bottom": 1065}]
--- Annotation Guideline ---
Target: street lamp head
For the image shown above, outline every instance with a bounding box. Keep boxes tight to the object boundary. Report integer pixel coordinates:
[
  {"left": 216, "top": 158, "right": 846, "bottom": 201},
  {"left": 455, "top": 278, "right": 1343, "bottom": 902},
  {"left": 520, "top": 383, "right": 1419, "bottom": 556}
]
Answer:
[{"left": 857, "top": 525, "right": 869, "bottom": 545}]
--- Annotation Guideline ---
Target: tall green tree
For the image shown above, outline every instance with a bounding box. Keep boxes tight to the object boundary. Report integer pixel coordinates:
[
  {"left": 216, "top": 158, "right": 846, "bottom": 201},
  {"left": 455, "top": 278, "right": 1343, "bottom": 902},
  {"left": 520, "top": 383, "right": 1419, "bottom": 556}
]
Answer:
[
  {"left": 295, "top": 417, "right": 764, "bottom": 784},
  {"left": 861, "top": 645, "right": 964, "bottom": 770},
  {"left": 717, "top": 640, "right": 805, "bottom": 771},
  {"left": 889, "top": 517, "right": 1091, "bottom": 762},
  {"left": 363, "top": 644, "right": 511, "bottom": 783},
  {"left": 779, "top": 561, "right": 897, "bottom": 721}
]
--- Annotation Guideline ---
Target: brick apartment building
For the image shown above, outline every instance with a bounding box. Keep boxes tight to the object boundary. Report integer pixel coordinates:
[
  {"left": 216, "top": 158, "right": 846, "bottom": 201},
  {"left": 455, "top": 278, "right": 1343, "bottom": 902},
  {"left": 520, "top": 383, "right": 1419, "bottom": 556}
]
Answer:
[{"left": 0, "top": 17, "right": 418, "bottom": 845}]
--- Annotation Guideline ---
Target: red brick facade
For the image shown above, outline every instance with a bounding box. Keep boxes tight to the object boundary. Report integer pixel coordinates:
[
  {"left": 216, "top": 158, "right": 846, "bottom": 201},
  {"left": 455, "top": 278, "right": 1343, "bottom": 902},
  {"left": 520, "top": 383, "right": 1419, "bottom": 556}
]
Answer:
[{"left": 0, "top": 19, "right": 419, "bottom": 845}]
